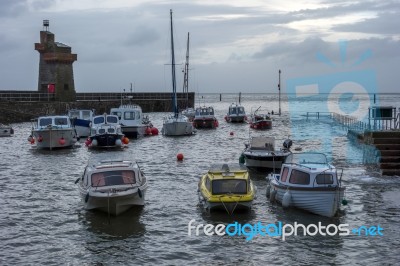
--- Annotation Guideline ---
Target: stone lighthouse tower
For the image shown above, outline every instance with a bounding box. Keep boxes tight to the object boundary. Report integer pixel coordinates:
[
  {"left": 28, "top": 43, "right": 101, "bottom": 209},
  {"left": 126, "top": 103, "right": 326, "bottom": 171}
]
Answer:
[{"left": 35, "top": 20, "right": 77, "bottom": 101}]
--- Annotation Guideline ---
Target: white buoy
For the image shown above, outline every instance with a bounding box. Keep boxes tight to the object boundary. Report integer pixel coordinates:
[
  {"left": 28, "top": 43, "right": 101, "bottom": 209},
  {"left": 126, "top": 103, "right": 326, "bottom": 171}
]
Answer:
[
  {"left": 282, "top": 190, "right": 292, "bottom": 208},
  {"left": 115, "top": 139, "right": 122, "bottom": 147},
  {"left": 270, "top": 188, "right": 276, "bottom": 202},
  {"left": 266, "top": 184, "right": 271, "bottom": 198},
  {"left": 91, "top": 139, "right": 98, "bottom": 146}
]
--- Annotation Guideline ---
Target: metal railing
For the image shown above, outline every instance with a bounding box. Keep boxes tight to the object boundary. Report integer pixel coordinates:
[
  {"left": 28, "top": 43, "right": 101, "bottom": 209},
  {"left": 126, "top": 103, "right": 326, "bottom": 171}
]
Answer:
[{"left": 0, "top": 92, "right": 55, "bottom": 102}]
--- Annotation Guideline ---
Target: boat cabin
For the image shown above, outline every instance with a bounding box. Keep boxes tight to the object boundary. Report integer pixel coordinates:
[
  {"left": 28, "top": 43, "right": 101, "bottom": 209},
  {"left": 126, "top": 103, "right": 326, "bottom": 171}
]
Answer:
[
  {"left": 275, "top": 153, "right": 340, "bottom": 187},
  {"left": 110, "top": 105, "right": 143, "bottom": 126},
  {"left": 68, "top": 110, "right": 94, "bottom": 121},
  {"left": 228, "top": 104, "right": 245, "bottom": 116},
  {"left": 37, "top": 116, "right": 72, "bottom": 129},
  {"left": 205, "top": 164, "right": 249, "bottom": 195},
  {"left": 195, "top": 106, "right": 215, "bottom": 117}
]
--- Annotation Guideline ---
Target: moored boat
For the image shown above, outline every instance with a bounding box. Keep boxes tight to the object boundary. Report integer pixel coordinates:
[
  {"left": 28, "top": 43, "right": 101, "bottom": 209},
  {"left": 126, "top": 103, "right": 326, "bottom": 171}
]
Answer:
[
  {"left": 249, "top": 107, "right": 272, "bottom": 130},
  {"left": 86, "top": 114, "right": 128, "bottom": 148},
  {"left": 28, "top": 115, "right": 78, "bottom": 149},
  {"left": 162, "top": 10, "right": 195, "bottom": 137},
  {"left": 76, "top": 159, "right": 148, "bottom": 216},
  {"left": 241, "top": 137, "right": 292, "bottom": 172},
  {"left": 68, "top": 109, "right": 94, "bottom": 138},
  {"left": 0, "top": 123, "right": 14, "bottom": 137},
  {"left": 225, "top": 103, "right": 246, "bottom": 123},
  {"left": 198, "top": 163, "right": 256, "bottom": 214},
  {"left": 110, "top": 104, "right": 154, "bottom": 138},
  {"left": 267, "top": 152, "right": 346, "bottom": 217},
  {"left": 193, "top": 106, "right": 219, "bottom": 129}
]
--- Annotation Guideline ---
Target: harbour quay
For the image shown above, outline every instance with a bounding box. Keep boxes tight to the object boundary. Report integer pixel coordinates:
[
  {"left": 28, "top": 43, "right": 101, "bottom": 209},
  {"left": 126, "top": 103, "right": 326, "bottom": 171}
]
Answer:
[{"left": 0, "top": 91, "right": 195, "bottom": 124}]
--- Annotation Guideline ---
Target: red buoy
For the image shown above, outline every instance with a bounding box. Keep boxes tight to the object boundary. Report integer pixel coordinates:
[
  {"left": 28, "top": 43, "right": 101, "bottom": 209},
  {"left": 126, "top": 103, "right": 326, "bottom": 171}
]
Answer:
[
  {"left": 38, "top": 136, "right": 43, "bottom": 142},
  {"left": 59, "top": 137, "right": 66, "bottom": 145},
  {"left": 85, "top": 138, "right": 92, "bottom": 146},
  {"left": 230, "top": 131, "right": 234, "bottom": 136},
  {"left": 151, "top": 127, "right": 159, "bottom": 135},
  {"left": 177, "top": 153, "right": 184, "bottom": 161},
  {"left": 145, "top": 127, "right": 152, "bottom": 136}
]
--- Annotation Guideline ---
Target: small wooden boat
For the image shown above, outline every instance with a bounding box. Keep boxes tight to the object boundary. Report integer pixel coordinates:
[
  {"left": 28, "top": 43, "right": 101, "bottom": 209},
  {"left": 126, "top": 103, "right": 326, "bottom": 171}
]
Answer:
[
  {"left": 267, "top": 152, "right": 346, "bottom": 217},
  {"left": 198, "top": 164, "right": 256, "bottom": 214}
]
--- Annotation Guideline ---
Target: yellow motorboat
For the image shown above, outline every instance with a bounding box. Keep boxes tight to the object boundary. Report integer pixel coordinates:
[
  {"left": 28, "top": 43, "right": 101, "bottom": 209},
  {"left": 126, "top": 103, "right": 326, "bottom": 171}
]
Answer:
[{"left": 198, "top": 164, "right": 256, "bottom": 214}]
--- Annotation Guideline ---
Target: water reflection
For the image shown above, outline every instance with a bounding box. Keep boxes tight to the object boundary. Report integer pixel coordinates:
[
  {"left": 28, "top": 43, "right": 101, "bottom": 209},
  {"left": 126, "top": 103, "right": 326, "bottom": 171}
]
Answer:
[{"left": 80, "top": 207, "right": 146, "bottom": 240}]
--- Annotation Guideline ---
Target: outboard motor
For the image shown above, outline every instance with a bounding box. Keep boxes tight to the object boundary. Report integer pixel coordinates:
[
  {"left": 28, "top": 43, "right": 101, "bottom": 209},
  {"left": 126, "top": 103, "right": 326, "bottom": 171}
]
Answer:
[{"left": 283, "top": 139, "right": 292, "bottom": 150}]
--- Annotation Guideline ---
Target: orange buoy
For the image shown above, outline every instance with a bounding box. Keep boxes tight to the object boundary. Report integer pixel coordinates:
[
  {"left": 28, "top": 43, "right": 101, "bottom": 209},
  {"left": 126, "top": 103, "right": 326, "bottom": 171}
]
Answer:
[
  {"left": 122, "top": 136, "right": 129, "bottom": 144},
  {"left": 177, "top": 153, "right": 184, "bottom": 161}
]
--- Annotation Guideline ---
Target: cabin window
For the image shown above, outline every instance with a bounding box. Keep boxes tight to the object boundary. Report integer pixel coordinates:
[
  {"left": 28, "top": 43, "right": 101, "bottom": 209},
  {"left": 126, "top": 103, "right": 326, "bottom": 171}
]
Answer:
[
  {"left": 107, "top": 116, "right": 118, "bottom": 124},
  {"left": 205, "top": 177, "right": 211, "bottom": 191},
  {"left": 82, "top": 111, "right": 91, "bottom": 119},
  {"left": 238, "top": 107, "right": 244, "bottom": 114},
  {"left": 39, "top": 118, "right": 52, "bottom": 127},
  {"left": 316, "top": 174, "right": 334, "bottom": 185},
  {"left": 111, "top": 111, "right": 122, "bottom": 120},
  {"left": 93, "top": 117, "right": 105, "bottom": 125},
  {"left": 289, "top": 169, "right": 310, "bottom": 185},
  {"left": 55, "top": 118, "right": 68, "bottom": 125},
  {"left": 136, "top": 111, "right": 141, "bottom": 119},
  {"left": 91, "top": 170, "right": 136, "bottom": 187},
  {"left": 281, "top": 167, "right": 289, "bottom": 182},
  {"left": 69, "top": 111, "right": 79, "bottom": 118},
  {"left": 124, "top": 111, "right": 136, "bottom": 120},
  {"left": 208, "top": 108, "right": 214, "bottom": 115},
  {"left": 212, "top": 179, "right": 247, "bottom": 194}
]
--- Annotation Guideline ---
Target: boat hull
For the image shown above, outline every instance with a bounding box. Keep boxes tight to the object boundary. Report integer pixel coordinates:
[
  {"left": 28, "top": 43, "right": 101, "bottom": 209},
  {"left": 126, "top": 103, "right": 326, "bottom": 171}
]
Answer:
[
  {"left": 121, "top": 125, "right": 146, "bottom": 138},
  {"left": 71, "top": 118, "right": 91, "bottom": 138},
  {"left": 162, "top": 120, "right": 194, "bottom": 136},
  {"left": 81, "top": 187, "right": 147, "bottom": 216},
  {"left": 226, "top": 115, "right": 246, "bottom": 123},
  {"left": 89, "top": 133, "right": 124, "bottom": 148},
  {"left": 32, "top": 128, "right": 77, "bottom": 149},
  {"left": 193, "top": 118, "right": 218, "bottom": 129},
  {"left": 243, "top": 153, "right": 287, "bottom": 171},
  {"left": 0, "top": 127, "right": 14, "bottom": 137},
  {"left": 250, "top": 120, "right": 272, "bottom": 130},
  {"left": 270, "top": 180, "right": 345, "bottom": 217},
  {"left": 199, "top": 194, "right": 253, "bottom": 213}
]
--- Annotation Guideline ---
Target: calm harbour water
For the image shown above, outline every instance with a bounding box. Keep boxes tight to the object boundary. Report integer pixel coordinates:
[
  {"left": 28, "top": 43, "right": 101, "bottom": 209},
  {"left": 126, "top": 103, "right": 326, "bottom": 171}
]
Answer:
[{"left": 1, "top": 93, "right": 399, "bottom": 265}]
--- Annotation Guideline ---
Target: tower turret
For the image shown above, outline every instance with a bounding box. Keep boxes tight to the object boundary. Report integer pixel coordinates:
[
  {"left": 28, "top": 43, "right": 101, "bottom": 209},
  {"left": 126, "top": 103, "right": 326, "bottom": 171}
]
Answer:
[{"left": 35, "top": 20, "right": 77, "bottom": 101}]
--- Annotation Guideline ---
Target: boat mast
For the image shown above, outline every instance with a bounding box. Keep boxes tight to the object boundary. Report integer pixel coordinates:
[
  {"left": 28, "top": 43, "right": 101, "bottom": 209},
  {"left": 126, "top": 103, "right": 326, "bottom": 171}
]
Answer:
[
  {"left": 182, "top": 32, "right": 190, "bottom": 108},
  {"left": 170, "top": 9, "right": 178, "bottom": 117},
  {"left": 278, "top": 69, "right": 281, "bottom": 116}
]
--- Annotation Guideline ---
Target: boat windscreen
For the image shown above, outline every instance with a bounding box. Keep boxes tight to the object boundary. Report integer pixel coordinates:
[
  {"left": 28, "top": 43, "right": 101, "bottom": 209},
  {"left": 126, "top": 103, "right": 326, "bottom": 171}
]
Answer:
[
  {"left": 93, "top": 116, "right": 105, "bottom": 124},
  {"left": 106, "top": 116, "right": 119, "bottom": 124},
  {"left": 285, "top": 153, "right": 328, "bottom": 164},
  {"left": 39, "top": 118, "right": 52, "bottom": 127},
  {"left": 208, "top": 163, "right": 247, "bottom": 173},
  {"left": 212, "top": 179, "right": 247, "bottom": 194},
  {"left": 91, "top": 170, "right": 136, "bottom": 187}
]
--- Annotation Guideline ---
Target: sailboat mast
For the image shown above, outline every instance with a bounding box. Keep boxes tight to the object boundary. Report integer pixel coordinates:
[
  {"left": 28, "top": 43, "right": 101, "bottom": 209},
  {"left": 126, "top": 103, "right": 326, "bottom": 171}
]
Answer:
[
  {"left": 183, "top": 32, "right": 190, "bottom": 107},
  {"left": 170, "top": 9, "right": 178, "bottom": 117}
]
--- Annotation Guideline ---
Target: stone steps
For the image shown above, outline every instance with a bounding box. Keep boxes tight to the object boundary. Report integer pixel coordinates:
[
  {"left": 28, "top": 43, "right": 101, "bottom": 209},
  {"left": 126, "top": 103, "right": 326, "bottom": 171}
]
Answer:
[{"left": 380, "top": 156, "right": 400, "bottom": 163}]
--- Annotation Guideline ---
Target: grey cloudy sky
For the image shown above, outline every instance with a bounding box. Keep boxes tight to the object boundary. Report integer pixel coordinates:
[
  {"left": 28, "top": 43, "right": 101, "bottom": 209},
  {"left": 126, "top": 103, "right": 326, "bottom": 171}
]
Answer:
[{"left": 0, "top": 0, "right": 399, "bottom": 93}]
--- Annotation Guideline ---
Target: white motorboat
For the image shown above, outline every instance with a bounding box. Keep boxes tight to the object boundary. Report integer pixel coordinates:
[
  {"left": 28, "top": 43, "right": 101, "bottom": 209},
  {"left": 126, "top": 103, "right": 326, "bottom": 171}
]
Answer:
[
  {"left": 29, "top": 115, "right": 77, "bottom": 149},
  {"left": 111, "top": 104, "right": 151, "bottom": 138},
  {"left": 68, "top": 109, "right": 94, "bottom": 138},
  {"left": 181, "top": 107, "right": 195, "bottom": 122},
  {"left": 86, "top": 114, "right": 128, "bottom": 148},
  {"left": 267, "top": 152, "right": 346, "bottom": 217},
  {"left": 76, "top": 159, "right": 148, "bottom": 216},
  {"left": 241, "top": 137, "right": 292, "bottom": 172},
  {"left": 225, "top": 103, "right": 246, "bottom": 123},
  {"left": 0, "top": 124, "right": 14, "bottom": 137},
  {"left": 162, "top": 10, "right": 195, "bottom": 136}
]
